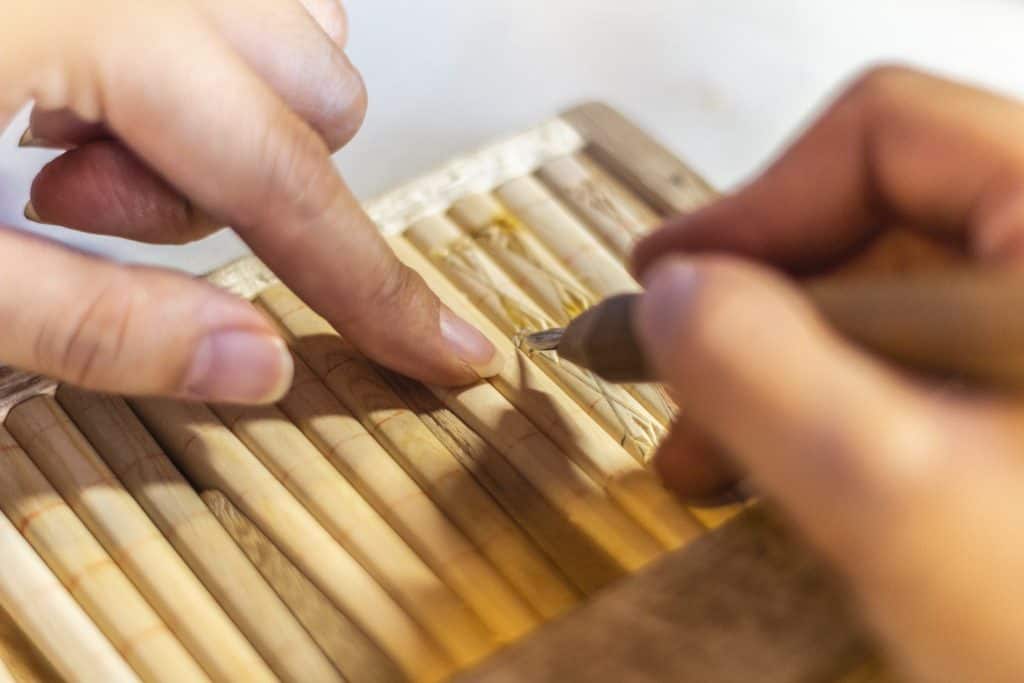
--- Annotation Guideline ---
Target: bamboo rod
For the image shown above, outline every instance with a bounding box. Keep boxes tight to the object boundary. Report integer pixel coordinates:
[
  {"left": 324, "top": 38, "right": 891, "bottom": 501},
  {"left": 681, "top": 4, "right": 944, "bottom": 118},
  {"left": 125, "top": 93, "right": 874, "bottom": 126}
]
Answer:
[
  {"left": 6, "top": 397, "right": 275, "bottom": 683},
  {"left": 375, "top": 368, "right": 624, "bottom": 595},
  {"left": 0, "top": 451, "right": 137, "bottom": 683},
  {"left": 259, "top": 282, "right": 645, "bottom": 588},
  {"left": 55, "top": 387, "right": 343, "bottom": 683},
  {"left": 537, "top": 153, "right": 661, "bottom": 261},
  {"left": 201, "top": 491, "right": 404, "bottom": 683},
  {"left": 496, "top": 176, "right": 639, "bottom": 297},
  {"left": 129, "top": 397, "right": 452, "bottom": 683},
  {"left": 388, "top": 237, "right": 704, "bottom": 550},
  {"left": 260, "top": 282, "right": 663, "bottom": 577},
  {"left": 406, "top": 214, "right": 665, "bottom": 462},
  {"left": 211, "top": 401, "right": 500, "bottom": 666},
  {"left": 0, "top": 657, "right": 13, "bottom": 683},
  {"left": 448, "top": 193, "right": 676, "bottom": 427},
  {"left": 277, "top": 358, "right": 556, "bottom": 627},
  {"left": 0, "top": 605, "right": 60, "bottom": 683},
  {"left": 0, "top": 424, "right": 207, "bottom": 682}
]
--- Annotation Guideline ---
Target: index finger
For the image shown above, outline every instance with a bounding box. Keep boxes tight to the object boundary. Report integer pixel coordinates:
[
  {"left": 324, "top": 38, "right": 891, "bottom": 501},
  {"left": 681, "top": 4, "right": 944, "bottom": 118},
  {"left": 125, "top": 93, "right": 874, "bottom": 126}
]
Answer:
[
  {"left": 634, "top": 66, "right": 1024, "bottom": 275},
  {"left": 76, "top": 3, "right": 499, "bottom": 385}
]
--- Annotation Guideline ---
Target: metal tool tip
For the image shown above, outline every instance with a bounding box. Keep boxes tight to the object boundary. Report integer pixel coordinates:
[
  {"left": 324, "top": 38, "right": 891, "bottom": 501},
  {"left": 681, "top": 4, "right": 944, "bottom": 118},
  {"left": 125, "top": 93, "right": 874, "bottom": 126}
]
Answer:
[{"left": 523, "top": 328, "right": 565, "bottom": 351}]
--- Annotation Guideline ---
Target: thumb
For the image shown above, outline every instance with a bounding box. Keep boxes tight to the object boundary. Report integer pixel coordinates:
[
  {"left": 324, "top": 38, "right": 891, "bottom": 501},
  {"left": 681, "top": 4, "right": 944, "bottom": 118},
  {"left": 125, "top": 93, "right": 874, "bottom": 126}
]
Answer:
[{"left": 635, "top": 256, "right": 948, "bottom": 558}]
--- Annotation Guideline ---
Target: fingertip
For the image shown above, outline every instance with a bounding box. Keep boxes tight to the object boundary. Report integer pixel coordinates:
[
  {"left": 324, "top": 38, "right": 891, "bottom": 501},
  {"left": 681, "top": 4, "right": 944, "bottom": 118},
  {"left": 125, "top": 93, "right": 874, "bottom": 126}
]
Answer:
[
  {"left": 182, "top": 331, "right": 295, "bottom": 405},
  {"left": 439, "top": 306, "right": 505, "bottom": 382}
]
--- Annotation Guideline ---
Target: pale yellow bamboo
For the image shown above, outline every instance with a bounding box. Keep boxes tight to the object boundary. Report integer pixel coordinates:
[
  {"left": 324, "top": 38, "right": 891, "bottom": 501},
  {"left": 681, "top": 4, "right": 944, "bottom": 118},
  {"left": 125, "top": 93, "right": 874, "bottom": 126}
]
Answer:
[
  {"left": 212, "top": 401, "right": 499, "bottom": 666},
  {"left": 0, "top": 423, "right": 207, "bottom": 682},
  {"left": 373, "top": 366, "right": 624, "bottom": 595},
  {"left": 201, "top": 491, "right": 404, "bottom": 683},
  {"left": 448, "top": 193, "right": 676, "bottom": 427},
  {"left": 0, "top": 605, "right": 60, "bottom": 683},
  {"left": 260, "top": 284, "right": 664, "bottom": 574},
  {"left": 129, "top": 397, "right": 452, "bottom": 683},
  {"left": 257, "top": 285, "right": 583, "bottom": 609},
  {"left": 389, "top": 237, "right": 704, "bottom": 550},
  {"left": 538, "top": 153, "right": 661, "bottom": 261},
  {"left": 450, "top": 193, "right": 595, "bottom": 326},
  {"left": 497, "top": 176, "right": 640, "bottom": 297},
  {"left": 406, "top": 214, "right": 665, "bottom": 462},
  {"left": 56, "top": 387, "right": 343, "bottom": 683},
  {"left": 0, "top": 454, "right": 138, "bottom": 683},
  {"left": 6, "top": 397, "right": 275, "bottom": 683},
  {"left": 277, "top": 358, "right": 557, "bottom": 626},
  {"left": 0, "top": 656, "right": 14, "bottom": 683}
]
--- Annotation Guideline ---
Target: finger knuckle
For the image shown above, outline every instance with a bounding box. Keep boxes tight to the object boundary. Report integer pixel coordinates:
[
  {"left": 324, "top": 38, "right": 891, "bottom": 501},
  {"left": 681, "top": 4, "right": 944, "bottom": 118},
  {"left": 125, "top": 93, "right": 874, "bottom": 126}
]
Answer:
[
  {"left": 34, "top": 272, "right": 139, "bottom": 388},
  {"left": 842, "top": 63, "right": 923, "bottom": 111}
]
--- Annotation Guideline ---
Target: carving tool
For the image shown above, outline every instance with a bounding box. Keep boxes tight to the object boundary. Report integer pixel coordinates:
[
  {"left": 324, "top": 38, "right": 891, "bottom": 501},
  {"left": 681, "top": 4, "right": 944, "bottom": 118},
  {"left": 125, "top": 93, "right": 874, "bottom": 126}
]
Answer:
[{"left": 525, "top": 271, "right": 1024, "bottom": 390}]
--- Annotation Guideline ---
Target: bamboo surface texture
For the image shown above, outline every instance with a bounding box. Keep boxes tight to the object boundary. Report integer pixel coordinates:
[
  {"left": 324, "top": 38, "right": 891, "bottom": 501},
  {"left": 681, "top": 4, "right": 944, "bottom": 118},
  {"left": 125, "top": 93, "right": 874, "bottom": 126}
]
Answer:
[
  {"left": 0, "top": 423, "right": 207, "bottom": 682},
  {"left": 211, "top": 400, "right": 502, "bottom": 666},
  {"left": 55, "top": 386, "right": 343, "bottom": 683},
  {"left": 129, "top": 397, "right": 454, "bottom": 683},
  {"left": 0, "top": 469, "right": 136, "bottom": 683},
  {"left": 201, "top": 491, "right": 405, "bottom": 683},
  {"left": 0, "top": 604, "right": 62, "bottom": 683},
  {"left": 277, "top": 356, "right": 552, "bottom": 628},
  {"left": 258, "top": 285, "right": 584, "bottom": 611},
  {"left": 5, "top": 396, "right": 275, "bottom": 683}
]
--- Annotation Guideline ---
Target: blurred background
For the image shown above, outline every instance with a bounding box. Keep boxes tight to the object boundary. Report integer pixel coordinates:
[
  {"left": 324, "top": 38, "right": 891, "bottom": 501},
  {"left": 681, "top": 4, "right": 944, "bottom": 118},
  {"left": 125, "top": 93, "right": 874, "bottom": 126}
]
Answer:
[{"left": 1, "top": 0, "right": 1023, "bottom": 274}]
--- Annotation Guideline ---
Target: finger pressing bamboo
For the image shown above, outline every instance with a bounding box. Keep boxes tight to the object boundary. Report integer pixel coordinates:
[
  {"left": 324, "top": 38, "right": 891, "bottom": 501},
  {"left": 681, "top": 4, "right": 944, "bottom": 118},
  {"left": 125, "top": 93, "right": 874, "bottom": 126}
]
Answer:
[
  {"left": 212, "top": 401, "right": 499, "bottom": 666},
  {"left": 537, "top": 153, "right": 661, "bottom": 261},
  {"left": 129, "top": 397, "right": 451, "bottom": 683},
  {"left": 260, "top": 283, "right": 663, "bottom": 576},
  {"left": 6, "top": 397, "right": 274, "bottom": 683},
  {"left": 0, "top": 604, "right": 62, "bottom": 683},
  {"left": 389, "top": 237, "right": 704, "bottom": 550},
  {"left": 0, "top": 476, "right": 136, "bottom": 683},
  {"left": 406, "top": 214, "right": 665, "bottom": 463},
  {"left": 257, "top": 285, "right": 581, "bottom": 612},
  {"left": 201, "top": 491, "right": 404, "bottom": 683},
  {"left": 375, "top": 368, "right": 624, "bottom": 595},
  {"left": 0, "top": 425, "right": 206, "bottom": 682},
  {"left": 56, "top": 387, "right": 343, "bottom": 683},
  {"left": 277, "top": 358, "right": 552, "bottom": 630},
  {"left": 448, "top": 193, "right": 676, "bottom": 426}
]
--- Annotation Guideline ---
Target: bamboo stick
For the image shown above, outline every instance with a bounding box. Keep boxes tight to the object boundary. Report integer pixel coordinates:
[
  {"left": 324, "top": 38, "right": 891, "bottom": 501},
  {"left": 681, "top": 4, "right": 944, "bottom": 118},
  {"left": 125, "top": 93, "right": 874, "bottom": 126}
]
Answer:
[
  {"left": 388, "top": 237, "right": 704, "bottom": 550},
  {"left": 0, "top": 456, "right": 137, "bottom": 683},
  {"left": 6, "top": 397, "right": 275, "bottom": 683},
  {"left": 129, "top": 397, "right": 452, "bottom": 683},
  {"left": 375, "top": 368, "right": 624, "bottom": 595},
  {"left": 256, "top": 295, "right": 581, "bottom": 611},
  {"left": 406, "top": 214, "right": 665, "bottom": 462},
  {"left": 55, "top": 387, "right": 343, "bottom": 683},
  {"left": 448, "top": 193, "right": 677, "bottom": 427},
  {"left": 201, "top": 491, "right": 404, "bottom": 683},
  {"left": 277, "top": 358, "right": 559, "bottom": 625},
  {"left": 496, "top": 176, "right": 639, "bottom": 297},
  {"left": 211, "top": 401, "right": 500, "bottom": 666},
  {"left": 0, "top": 657, "right": 14, "bottom": 683},
  {"left": 0, "top": 423, "right": 206, "bottom": 682},
  {"left": 0, "top": 605, "right": 60, "bottom": 683},
  {"left": 259, "top": 284, "right": 665, "bottom": 574},
  {"left": 537, "top": 153, "right": 661, "bottom": 261}
]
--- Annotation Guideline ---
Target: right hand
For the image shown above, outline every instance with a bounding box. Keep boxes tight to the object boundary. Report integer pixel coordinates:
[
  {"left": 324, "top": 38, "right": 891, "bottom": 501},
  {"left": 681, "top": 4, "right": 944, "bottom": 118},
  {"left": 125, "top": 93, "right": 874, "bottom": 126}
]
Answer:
[{"left": 2, "top": 0, "right": 500, "bottom": 405}]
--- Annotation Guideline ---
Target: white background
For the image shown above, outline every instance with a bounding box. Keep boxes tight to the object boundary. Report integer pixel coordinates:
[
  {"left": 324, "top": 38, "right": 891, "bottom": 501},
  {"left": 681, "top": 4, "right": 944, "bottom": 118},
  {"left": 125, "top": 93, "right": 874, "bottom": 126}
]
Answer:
[{"left": 1, "top": 0, "right": 1023, "bottom": 274}]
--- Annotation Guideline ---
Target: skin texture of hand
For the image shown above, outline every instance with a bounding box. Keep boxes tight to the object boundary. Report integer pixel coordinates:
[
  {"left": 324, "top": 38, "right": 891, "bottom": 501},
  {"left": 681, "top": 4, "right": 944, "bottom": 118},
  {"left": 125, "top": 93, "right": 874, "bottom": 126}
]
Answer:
[
  {"left": 1, "top": 0, "right": 500, "bottom": 404},
  {"left": 633, "top": 66, "right": 1024, "bottom": 682}
]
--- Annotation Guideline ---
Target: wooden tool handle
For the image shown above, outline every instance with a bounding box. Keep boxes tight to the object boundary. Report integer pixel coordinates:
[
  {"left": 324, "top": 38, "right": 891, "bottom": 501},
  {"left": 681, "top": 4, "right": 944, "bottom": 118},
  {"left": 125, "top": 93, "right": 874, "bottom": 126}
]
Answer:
[
  {"left": 562, "top": 270, "right": 1024, "bottom": 390},
  {"left": 807, "top": 270, "right": 1024, "bottom": 389}
]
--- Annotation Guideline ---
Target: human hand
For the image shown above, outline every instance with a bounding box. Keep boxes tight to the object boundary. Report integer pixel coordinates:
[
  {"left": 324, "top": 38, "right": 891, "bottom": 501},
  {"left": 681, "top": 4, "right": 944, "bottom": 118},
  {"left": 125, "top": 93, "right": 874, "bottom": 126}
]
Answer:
[
  {"left": 1, "top": 0, "right": 499, "bottom": 404},
  {"left": 633, "top": 66, "right": 1024, "bottom": 682}
]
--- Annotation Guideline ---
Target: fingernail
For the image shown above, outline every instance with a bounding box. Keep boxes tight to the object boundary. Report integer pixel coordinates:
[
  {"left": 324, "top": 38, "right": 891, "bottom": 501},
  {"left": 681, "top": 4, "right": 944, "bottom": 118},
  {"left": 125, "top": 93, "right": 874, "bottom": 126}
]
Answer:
[
  {"left": 23, "top": 202, "right": 42, "bottom": 224},
  {"left": 18, "top": 128, "right": 68, "bottom": 150},
  {"left": 440, "top": 306, "right": 504, "bottom": 378},
  {"left": 183, "top": 331, "right": 294, "bottom": 404}
]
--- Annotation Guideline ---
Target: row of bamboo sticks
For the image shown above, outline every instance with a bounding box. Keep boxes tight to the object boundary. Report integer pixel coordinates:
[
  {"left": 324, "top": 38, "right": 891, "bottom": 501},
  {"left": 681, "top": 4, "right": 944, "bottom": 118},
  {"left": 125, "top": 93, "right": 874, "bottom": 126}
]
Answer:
[{"left": 0, "top": 149, "right": 735, "bottom": 682}]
